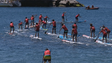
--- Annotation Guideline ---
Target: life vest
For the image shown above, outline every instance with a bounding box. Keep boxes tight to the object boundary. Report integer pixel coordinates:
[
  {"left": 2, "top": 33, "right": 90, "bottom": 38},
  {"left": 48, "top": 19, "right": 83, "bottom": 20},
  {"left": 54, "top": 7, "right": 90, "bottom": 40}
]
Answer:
[
  {"left": 31, "top": 17, "right": 34, "bottom": 20},
  {"left": 62, "top": 13, "right": 64, "bottom": 17},
  {"left": 52, "top": 21, "right": 56, "bottom": 27},
  {"left": 35, "top": 24, "right": 40, "bottom": 31},
  {"left": 75, "top": 14, "right": 79, "bottom": 17},
  {"left": 101, "top": 29, "right": 107, "bottom": 35},
  {"left": 44, "top": 50, "right": 51, "bottom": 56},
  {"left": 25, "top": 18, "right": 29, "bottom": 23},
  {"left": 44, "top": 16, "right": 47, "bottom": 19},
  {"left": 19, "top": 22, "right": 22, "bottom": 25},
  {"left": 73, "top": 24, "right": 77, "bottom": 28},
  {"left": 91, "top": 26, "right": 95, "bottom": 30},
  {"left": 62, "top": 25, "right": 68, "bottom": 30},
  {"left": 10, "top": 23, "right": 14, "bottom": 27},
  {"left": 104, "top": 27, "right": 110, "bottom": 32},
  {"left": 73, "top": 28, "right": 77, "bottom": 34},
  {"left": 42, "top": 21, "right": 46, "bottom": 24},
  {"left": 39, "top": 15, "right": 42, "bottom": 19}
]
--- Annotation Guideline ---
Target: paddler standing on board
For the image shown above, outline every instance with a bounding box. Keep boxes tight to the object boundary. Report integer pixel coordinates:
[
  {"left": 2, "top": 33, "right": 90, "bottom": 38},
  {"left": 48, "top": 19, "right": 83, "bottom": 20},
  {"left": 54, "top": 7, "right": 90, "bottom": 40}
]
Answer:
[
  {"left": 59, "top": 23, "right": 68, "bottom": 38},
  {"left": 103, "top": 25, "right": 111, "bottom": 38},
  {"left": 90, "top": 24, "right": 95, "bottom": 37},
  {"left": 44, "top": 15, "right": 49, "bottom": 23},
  {"left": 18, "top": 21, "right": 23, "bottom": 30},
  {"left": 50, "top": 19, "right": 56, "bottom": 34},
  {"left": 30, "top": 15, "right": 37, "bottom": 27},
  {"left": 39, "top": 14, "right": 43, "bottom": 21},
  {"left": 72, "top": 23, "right": 77, "bottom": 29},
  {"left": 10, "top": 22, "right": 14, "bottom": 33},
  {"left": 99, "top": 27, "right": 107, "bottom": 43},
  {"left": 62, "top": 12, "right": 66, "bottom": 22},
  {"left": 71, "top": 26, "right": 78, "bottom": 42},
  {"left": 35, "top": 23, "right": 40, "bottom": 38},
  {"left": 75, "top": 14, "right": 81, "bottom": 22},
  {"left": 43, "top": 48, "right": 51, "bottom": 63},
  {"left": 25, "top": 17, "right": 30, "bottom": 29},
  {"left": 42, "top": 20, "right": 47, "bottom": 29}
]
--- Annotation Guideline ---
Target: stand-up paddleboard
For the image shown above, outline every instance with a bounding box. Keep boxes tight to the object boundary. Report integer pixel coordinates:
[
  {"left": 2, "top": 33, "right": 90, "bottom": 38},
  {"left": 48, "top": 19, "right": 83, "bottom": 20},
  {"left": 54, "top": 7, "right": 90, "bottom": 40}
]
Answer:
[
  {"left": 45, "top": 32, "right": 57, "bottom": 36},
  {"left": 76, "top": 20, "right": 86, "bottom": 23},
  {"left": 6, "top": 31, "right": 18, "bottom": 36},
  {"left": 64, "top": 20, "right": 86, "bottom": 23},
  {"left": 16, "top": 29, "right": 23, "bottom": 32},
  {"left": 98, "top": 37, "right": 112, "bottom": 41},
  {"left": 82, "top": 35, "right": 112, "bottom": 46},
  {"left": 58, "top": 35, "right": 71, "bottom": 40},
  {"left": 58, "top": 35, "right": 83, "bottom": 44},
  {"left": 30, "top": 35, "right": 42, "bottom": 40},
  {"left": 62, "top": 39, "right": 83, "bottom": 44}
]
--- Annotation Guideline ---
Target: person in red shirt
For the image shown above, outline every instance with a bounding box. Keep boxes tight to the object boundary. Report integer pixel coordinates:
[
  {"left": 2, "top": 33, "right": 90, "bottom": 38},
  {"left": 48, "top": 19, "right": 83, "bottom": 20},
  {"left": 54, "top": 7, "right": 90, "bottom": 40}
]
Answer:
[
  {"left": 44, "top": 15, "right": 49, "bottom": 23},
  {"left": 72, "top": 23, "right": 77, "bottom": 29},
  {"left": 10, "top": 22, "right": 14, "bottom": 33},
  {"left": 59, "top": 23, "right": 68, "bottom": 38},
  {"left": 90, "top": 24, "right": 95, "bottom": 37},
  {"left": 39, "top": 14, "right": 43, "bottom": 21},
  {"left": 75, "top": 14, "right": 81, "bottom": 21},
  {"left": 35, "top": 23, "right": 40, "bottom": 38},
  {"left": 71, "top": 26, "right": 78, "bottom": 42},
  {"left": 43, "top": 48, "right": 51, "bottom": 63},
  {"left": 103, "top": 25, "right": 111, "bottom": 38},
  {"left": 50, "top": 19, "right": 56, "bottom": 34},
  {"left": 62, "top": 12, "right": 66, "bottom": 22},
  {"left": 30, "top": 15, "right": 37, "bottom": 27},
  {"left": 24, "top": 17, "right": 30, "bottom": 29},
  {"left": 99, "top": 28, "right": 107, "bottom": 43},
  {"left": 18, "top": 21, "right": 23, "bottom": 29},
  {"left": 42, "top": 20, "right": 46, "bottom": 28}
]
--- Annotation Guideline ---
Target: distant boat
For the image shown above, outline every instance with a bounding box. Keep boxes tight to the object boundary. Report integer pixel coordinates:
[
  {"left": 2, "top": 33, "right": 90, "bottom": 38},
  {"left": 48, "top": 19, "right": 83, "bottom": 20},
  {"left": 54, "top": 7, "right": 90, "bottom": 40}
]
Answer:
[
  {"left": 0, "top": 0, "right": 13, "bottom": 7},
  {"left": 85, "top": 7, "right": 99, "bottom": 10}
]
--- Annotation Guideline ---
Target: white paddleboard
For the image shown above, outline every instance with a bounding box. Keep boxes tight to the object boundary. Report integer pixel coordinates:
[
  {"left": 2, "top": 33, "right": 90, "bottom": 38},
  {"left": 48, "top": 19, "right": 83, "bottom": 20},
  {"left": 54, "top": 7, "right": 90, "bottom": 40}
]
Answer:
[
  {"left": 83, "top": 34, "right": 112, "bottom": 46},
  {"left": 46, "top": 32, "right": 57, "bottom": 36},
  {"left": 30, "top": 35, "right": 42, "bottom": 40},
  {"left": 62, "top": 40, "right": 83, "bottom": 44}
]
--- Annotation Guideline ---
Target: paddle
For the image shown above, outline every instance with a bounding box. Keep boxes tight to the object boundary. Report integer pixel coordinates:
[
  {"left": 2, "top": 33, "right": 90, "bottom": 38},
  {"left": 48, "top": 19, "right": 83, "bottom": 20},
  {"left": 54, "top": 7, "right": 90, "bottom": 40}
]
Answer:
[{"left": 94, "top": 33, "right": 100, "bottom": 42}]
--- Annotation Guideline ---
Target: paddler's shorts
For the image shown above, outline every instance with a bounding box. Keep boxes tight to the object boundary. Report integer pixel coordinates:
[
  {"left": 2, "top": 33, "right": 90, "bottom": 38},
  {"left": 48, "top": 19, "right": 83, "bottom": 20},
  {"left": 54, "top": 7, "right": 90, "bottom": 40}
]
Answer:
[
  {"left": 25, "top": 22, "right": 29, "bottom": 25},
  {"left": 107, "top": 31, "right": 110, "bottom": 33},
  {"left": 75, "top": 17, "right": 78, "bottom": 20},
  {"left": 35, "top": 30, "right": 39, "bottom": 33},
  {"left": 64, "top": 30, "right": 68, "bottom": 33},
  {"left": 62, "top": 16, "right": 64, "bottom": 19},
  {"left": 92, "top": 30, "right": 95, "bottom": 33},
  {"left": 19, "top": 24, "right": 22, "bottom": 26},
  {"left": 73, "top": 33, "right": 77, "bottom": 37},
  {"left": 31, "top": 20, "right": 34, "bottom": 23},
  {"left": 44, "top": 55, "right": 51, "bottom": 62},
  {"left": 103, "top": 34, "right": 107, "bottom": 38},
  {"left": 10, "top": 26, "right": 14, "bottom": 29},
  {"left": 44, "top": 18, "right": 47, "bottom": 21},
  {"left": 52, "top": 26, "right": 56, "bottom": 30}
]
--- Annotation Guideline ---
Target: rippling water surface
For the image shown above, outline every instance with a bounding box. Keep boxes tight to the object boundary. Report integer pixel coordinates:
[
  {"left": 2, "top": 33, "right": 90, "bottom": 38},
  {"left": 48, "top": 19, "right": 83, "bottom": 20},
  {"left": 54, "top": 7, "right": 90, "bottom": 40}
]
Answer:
[{"left": 0, "top": 0, "right": 112, "bottom": 63}]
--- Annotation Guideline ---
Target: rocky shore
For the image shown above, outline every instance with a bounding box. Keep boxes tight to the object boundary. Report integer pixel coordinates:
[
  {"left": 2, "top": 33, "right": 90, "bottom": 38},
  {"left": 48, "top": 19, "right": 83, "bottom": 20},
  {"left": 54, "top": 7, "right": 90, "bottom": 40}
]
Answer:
[{"left": 19, "top": 0, "right": 84, "bottom": 7}]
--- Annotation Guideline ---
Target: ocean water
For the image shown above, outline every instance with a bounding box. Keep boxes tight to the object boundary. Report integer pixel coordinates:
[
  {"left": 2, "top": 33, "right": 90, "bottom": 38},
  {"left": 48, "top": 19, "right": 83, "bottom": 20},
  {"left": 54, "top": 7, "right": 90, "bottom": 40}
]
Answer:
[{"left": 0, "top": 0, "right": 112, "bottom": 63}]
